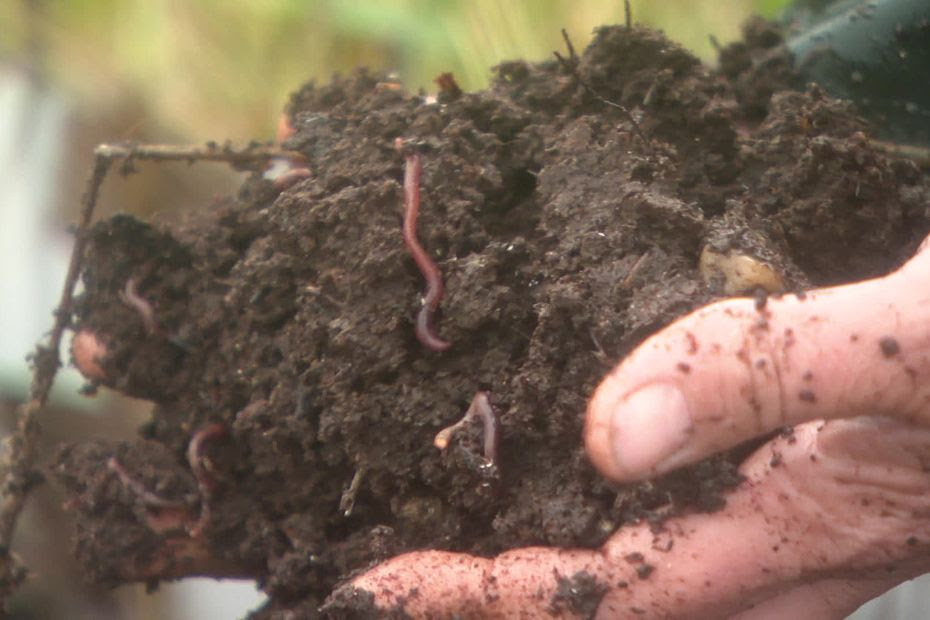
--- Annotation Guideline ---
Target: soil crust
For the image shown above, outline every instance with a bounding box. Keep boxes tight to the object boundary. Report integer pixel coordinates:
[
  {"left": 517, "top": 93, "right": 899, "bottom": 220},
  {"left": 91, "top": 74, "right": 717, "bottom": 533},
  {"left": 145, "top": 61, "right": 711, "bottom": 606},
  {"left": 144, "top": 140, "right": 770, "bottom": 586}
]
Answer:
[{"left": 55, "top": 19, "right": 930, "bottom": 616}]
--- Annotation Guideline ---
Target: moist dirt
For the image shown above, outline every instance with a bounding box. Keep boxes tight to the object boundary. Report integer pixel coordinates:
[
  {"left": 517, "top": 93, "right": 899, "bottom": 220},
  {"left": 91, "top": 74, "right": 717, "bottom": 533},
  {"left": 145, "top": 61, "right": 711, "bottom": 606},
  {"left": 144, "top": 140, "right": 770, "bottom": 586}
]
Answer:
[{"left": 53, "top": 19, "right": 930, "bottom": 617}]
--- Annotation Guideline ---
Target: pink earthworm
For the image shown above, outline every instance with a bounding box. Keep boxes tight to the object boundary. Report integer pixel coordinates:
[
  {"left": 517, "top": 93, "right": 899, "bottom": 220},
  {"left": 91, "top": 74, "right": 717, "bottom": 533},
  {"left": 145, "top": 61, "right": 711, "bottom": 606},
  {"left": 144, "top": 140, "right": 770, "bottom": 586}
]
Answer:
[
  {"left": 434, "top": 391, "right": 500, "bottom": 466},
  {"left": 106, "top": 457, "right": 198, "bottom": 535},
  {"left": 120, "top": 276, "right": 159, "bottom": 335},
  {"left": 107, "top": 457, "right": 184, "bottom": 510},
  {"left": 186, "top": 423, "right": 229, "bottom": 536},
  {"left": 396, "top": 139, "right": 451, "bottom": 351}
]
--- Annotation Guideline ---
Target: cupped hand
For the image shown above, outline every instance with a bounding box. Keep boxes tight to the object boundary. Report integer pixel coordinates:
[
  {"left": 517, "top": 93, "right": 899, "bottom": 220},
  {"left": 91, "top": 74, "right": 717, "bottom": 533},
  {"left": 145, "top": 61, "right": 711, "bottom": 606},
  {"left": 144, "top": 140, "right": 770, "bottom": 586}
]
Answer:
[{"left": 330, "top": 235, "right": 930, "bottom": 619}]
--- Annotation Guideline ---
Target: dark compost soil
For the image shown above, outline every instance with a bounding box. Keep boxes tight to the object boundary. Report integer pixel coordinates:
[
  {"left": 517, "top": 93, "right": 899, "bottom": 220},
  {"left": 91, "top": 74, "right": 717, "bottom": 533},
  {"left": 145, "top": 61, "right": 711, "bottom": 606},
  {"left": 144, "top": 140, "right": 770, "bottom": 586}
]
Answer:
[{"left": 53, "top": 19, "right": 930, "bottom": 617}]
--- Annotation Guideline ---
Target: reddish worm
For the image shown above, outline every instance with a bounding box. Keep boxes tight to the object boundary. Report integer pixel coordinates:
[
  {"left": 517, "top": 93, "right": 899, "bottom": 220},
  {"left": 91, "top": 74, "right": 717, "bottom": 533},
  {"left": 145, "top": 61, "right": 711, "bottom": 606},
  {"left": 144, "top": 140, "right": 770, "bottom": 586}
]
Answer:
[
  {"left": 186, "top": 423, "right": 229, "bottom": 536},
  {"left": 121, "top": 276, "right": 159, "bottom": 335},
  {"left": 434, "top": 391, "right": 500, "bottom": 466},
  {"left": 107, "top": 457, "right": 184, "bottom": 510},
  {"left": 396, "top": 138, "right": 451, "bottom": 351}
]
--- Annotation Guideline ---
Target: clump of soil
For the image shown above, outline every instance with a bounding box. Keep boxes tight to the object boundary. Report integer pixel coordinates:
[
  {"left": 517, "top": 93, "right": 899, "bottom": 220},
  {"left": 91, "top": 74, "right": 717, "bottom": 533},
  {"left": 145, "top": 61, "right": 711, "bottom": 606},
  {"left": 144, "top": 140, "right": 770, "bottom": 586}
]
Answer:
[{"left": 55, "top": 19, "right": 930, "bottom": 616}]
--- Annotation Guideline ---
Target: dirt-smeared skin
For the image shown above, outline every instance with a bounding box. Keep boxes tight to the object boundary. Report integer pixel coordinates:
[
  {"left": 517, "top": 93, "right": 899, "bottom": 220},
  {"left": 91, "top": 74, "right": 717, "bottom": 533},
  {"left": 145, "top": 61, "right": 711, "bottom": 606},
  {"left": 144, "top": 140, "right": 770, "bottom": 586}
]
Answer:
[{"left": 56, "top": 23, "right": 930, "bottom": 616}]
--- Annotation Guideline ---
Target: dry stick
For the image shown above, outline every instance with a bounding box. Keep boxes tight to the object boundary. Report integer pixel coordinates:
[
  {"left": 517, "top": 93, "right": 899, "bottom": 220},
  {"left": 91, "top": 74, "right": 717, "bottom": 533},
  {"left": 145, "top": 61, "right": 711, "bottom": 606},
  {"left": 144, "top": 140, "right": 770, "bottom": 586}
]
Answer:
[
  {"left": 868, "top": 139, "right": 930, "bottom": 169},
  {"left": 339, "top": 464, "right": 367, "bottom": 517},
  {"left": 624, "top": 0, "right": 633, "bottom": 29},
  {"left": 94, "top": 142, "right": 305, "bottom": 169},
  {"left": 0, "top": 140, "right": 298, "bottom": 604},
  {"left": 553, "top": 29, "right": 650, "bottom": 149},
  {"left": 0, "top": 156, "right": 111, "bottom": 599}
]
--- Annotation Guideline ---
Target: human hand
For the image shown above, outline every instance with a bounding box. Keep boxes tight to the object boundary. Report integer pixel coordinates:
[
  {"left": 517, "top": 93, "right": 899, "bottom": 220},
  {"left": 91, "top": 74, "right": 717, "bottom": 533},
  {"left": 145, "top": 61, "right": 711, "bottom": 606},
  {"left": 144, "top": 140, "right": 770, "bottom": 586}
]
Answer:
[{"left": 327, "top": 234, "right": 930, "bottom": 618}]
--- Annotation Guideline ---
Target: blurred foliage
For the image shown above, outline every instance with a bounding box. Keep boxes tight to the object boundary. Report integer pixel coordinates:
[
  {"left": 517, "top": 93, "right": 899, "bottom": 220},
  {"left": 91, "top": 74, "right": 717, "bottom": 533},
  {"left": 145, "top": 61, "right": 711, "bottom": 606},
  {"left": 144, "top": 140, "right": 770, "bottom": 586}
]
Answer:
[{"left": 1, "top": 0, "right": 790, "bottom": 141}]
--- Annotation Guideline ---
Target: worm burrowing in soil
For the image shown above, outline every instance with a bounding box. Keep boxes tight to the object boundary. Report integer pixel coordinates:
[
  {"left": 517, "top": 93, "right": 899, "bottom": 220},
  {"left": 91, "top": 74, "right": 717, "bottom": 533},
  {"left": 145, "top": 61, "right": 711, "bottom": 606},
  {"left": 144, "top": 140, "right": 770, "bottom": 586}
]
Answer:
[
  {"left": 120, "top": 276, "right": 160, "bottom": 335},
  {"left": 395, "top": 138, "right": 451, "bottom": 351},
  {"left": 186, "top": 423, "right": 229, "bottom": 536},
  {"left": 434, "top": 391, "right": 500, "bottom": 466}
]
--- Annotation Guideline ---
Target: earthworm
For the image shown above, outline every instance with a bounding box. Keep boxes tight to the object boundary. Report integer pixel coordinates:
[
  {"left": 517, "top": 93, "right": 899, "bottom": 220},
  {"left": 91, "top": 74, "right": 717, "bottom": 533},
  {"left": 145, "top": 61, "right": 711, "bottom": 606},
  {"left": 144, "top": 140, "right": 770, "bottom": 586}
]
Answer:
[
  {"left": 186, "top": 423, "right": 229, "bottom": 536},
  {"left": 107, "top": 456, "right": 202, "bottom": 535},
  {"left": 396, "top": 138, "right": 451, "bottom": 351},
  {"left": 121, "top": 276, "right": 159, "bottom": 335},
  {"left": 434, "top": 391, "right": 499, "bottom": 466},
  {"left": 107, "top": 457, "right": 184, "bottom": 510}
]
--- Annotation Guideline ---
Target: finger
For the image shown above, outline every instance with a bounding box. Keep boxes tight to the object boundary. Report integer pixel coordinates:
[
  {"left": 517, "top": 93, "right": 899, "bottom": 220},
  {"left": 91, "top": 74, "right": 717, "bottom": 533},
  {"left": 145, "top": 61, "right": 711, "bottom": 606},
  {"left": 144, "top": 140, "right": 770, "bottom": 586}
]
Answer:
[
  {"left": 585, "top": 239, "right": 930, "bottom": 482},
  {"left": 731, "top": 573, "right": 920, "bottom": 620},
  {"left": 730, "top": 421, "right": 930, "bottom": 620},
  {"left": 333, "top": 419, "right": 930, "bottom": 618}
]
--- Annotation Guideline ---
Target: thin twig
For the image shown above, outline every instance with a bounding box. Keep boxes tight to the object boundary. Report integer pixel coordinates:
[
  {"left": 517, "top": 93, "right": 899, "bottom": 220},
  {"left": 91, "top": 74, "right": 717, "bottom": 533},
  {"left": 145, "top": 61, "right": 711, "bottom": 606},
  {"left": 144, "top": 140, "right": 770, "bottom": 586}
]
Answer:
[
  {"left": 624, "top": 0, "right": 633, "bottom": 29},
  {"left": 554, "top": 29, "right": 650, "bottom": 149},
  {"left": 560, "top": 26, "right": 577, "bottom": 60},
  {"left": 339, "top": 464, "right": 367, "bottom": 517},
  {"left": 0, "top": 155, "right": 110, "bottom": 599},
  {"left": 0, "top": 139, "right": 297, "bottom": 604},
  {"left": 868, "top": 139, "right": 930, "bottom": 169},
  {"left": 94, "top": 141, "right": 306, "bottom": 170},
  {"left": 621, "top": 251, "right": 649, "bottom": 288}
]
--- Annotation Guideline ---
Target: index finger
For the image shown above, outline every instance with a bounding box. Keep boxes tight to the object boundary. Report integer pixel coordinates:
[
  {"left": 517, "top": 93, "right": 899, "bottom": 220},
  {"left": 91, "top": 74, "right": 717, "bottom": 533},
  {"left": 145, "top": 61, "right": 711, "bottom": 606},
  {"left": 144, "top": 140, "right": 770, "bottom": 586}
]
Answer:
[{"left": 585, "top": 241, "right": 930, "bottom": 482}]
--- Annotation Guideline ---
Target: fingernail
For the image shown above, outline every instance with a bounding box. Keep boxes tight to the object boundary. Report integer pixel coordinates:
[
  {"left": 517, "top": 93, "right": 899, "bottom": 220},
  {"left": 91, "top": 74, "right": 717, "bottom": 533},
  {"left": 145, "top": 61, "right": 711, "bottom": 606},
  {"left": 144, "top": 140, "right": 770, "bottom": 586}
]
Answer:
[{"left": 610, "top": 382, "right": 694, "bottom": 478}]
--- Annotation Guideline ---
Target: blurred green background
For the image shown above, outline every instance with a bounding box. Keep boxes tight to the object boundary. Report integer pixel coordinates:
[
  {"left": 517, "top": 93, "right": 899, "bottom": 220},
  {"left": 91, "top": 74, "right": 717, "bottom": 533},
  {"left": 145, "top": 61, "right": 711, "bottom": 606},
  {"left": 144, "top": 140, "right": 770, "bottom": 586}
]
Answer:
[{"left": 2, "top": 0, "right": 789, "bottom": 143}]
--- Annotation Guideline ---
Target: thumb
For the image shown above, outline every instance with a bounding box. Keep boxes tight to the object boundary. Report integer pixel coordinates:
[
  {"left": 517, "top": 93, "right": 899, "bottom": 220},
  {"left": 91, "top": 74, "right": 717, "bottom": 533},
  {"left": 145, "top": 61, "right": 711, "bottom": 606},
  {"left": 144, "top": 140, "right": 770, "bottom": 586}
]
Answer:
[{"left": 586, "top": 237, "right": 930, "bottom": 482}]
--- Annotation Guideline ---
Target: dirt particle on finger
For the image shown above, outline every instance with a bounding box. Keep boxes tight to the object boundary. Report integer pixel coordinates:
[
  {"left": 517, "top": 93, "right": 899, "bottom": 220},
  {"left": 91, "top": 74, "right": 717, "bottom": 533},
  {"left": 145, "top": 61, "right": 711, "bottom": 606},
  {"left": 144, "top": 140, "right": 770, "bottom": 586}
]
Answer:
[
  {"left": 676, "top": 362, "right": 691, "bottom": 373},
  {"left": 549, "top": 571, "right": 607, "bottom": 618},
  {"left": 798, "top": 389, "right": 816, "bottom": 403},
  {"left": 879, "top": 336, "right": 900, "bottom": 358},
  {"left": 685, "top": 332, "right": 699, "bottom": 355},
  {"left": 635, "top": 564, "right": 654, "bottom": 579}
]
